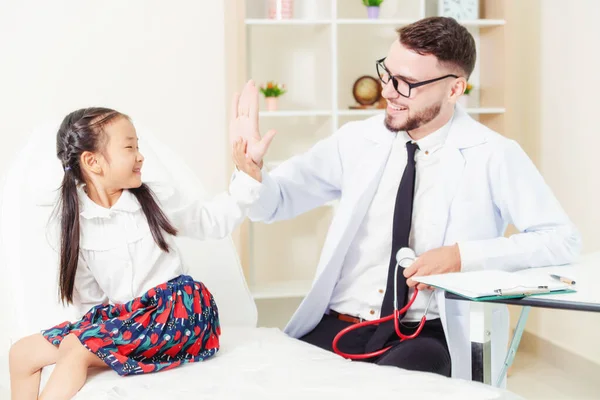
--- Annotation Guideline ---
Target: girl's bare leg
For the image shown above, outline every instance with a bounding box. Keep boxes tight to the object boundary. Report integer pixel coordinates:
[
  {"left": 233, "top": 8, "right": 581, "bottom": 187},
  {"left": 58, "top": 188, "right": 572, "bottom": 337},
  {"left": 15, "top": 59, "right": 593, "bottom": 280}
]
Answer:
[
  {"left": 38, "top": 334, "right": 107, "bottom": 400},
  {"left": 9, "top": 333, "right": 59, "bottom": 400}
]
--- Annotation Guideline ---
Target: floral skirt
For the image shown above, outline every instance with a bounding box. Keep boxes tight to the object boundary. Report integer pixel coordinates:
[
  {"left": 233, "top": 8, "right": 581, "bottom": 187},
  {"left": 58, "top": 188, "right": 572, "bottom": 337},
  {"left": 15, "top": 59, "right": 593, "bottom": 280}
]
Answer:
[{"left": 42, "top": 274, "right": 220, "bottom": 376}]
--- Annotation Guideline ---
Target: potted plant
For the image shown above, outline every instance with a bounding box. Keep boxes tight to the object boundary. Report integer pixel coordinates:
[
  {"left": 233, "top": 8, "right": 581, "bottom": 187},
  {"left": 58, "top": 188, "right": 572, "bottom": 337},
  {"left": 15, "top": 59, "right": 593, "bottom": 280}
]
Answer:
[
  {"left": 260, "top": 81, "right": 287, "bottom": 111},
  {"left": 363, "top": 0, "right": 384, "bottom": 19},
  {"left": 458, "top": 83, "right": 473, "bottom": 107}
]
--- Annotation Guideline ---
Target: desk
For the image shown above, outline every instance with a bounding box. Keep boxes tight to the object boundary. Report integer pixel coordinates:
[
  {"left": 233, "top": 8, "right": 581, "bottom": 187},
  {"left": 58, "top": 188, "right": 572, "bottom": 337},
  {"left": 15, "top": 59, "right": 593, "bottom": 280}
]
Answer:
[{"left": 446, "top": 252, "right": 600, "bottom": 387}]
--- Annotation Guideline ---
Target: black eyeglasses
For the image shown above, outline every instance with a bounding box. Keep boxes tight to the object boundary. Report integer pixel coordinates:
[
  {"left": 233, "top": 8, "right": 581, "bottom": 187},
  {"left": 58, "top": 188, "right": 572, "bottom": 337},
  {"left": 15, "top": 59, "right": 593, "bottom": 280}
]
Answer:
[{"left": 376, "top": 57, "right": 458, "bottom": 98}]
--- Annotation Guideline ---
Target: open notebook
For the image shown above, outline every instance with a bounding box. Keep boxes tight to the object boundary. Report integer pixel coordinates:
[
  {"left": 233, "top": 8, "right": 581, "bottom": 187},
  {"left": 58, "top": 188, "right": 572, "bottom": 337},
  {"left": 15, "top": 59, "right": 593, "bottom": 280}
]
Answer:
[{"left": 411, "top": 269, "right": 576, "bottom": 301}]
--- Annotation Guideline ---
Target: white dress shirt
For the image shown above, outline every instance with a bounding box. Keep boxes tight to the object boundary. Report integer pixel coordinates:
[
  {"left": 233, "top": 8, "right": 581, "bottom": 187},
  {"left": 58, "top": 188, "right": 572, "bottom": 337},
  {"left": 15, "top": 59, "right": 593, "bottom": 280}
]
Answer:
[
  {"left": 329, "top": 116, "right": 455, "bottom": 322},
  {"left": 59, "top": 172, "right": 261, "bottom": 316}
]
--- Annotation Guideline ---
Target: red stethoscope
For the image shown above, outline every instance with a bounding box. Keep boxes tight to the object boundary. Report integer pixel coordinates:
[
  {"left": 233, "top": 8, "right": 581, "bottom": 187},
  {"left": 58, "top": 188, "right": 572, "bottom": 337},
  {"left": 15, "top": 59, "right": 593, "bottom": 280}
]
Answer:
[{"left": 332, "top": 248, "right": 434, "bottom": 360}]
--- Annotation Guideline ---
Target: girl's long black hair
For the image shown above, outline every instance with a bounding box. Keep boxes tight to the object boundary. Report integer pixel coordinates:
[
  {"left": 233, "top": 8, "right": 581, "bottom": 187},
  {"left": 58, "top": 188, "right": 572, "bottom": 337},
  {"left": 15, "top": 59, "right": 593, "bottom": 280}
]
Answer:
[{"left": 56, "top": 108, "right": 177, "bottom": 304}]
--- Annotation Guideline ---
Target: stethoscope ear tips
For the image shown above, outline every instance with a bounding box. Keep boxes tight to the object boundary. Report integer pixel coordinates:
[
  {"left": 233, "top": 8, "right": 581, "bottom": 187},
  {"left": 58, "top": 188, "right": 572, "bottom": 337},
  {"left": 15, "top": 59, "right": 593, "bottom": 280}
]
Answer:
[{"left": 396, "top": 247, "right": 416, "bottom": 267}]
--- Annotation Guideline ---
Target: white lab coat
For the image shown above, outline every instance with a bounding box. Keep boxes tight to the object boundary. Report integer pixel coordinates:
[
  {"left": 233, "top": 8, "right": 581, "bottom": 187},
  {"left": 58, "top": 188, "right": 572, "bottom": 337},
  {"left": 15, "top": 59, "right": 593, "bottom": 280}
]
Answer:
[{"left": 245, "top": 105, "right": 581, "bottom": 382}]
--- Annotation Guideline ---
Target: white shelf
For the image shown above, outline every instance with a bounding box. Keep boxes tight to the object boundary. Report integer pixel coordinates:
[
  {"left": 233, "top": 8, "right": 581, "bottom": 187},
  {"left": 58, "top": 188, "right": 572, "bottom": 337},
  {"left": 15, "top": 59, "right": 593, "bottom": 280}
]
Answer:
[
  {"left": 338, "top": 109, "right": 384, "bottom": 117},
  {"left": 246, "top": 19, "right": 506, "bottom": 28},
  {"left": 250, "top": 279, "right": 313, "bottom": 300},
  {"left": 245, "top": 19, "right": 332, "bottom": 26},
  {"left": 336, "top": 19, "right": 415, "bottom": 25},
  {"left": 258, "top": 108, "right": 506, "bottom": 119},
  {"left": 259, "top": 110, "right": 332, "bottom": 117},
  {"left": 243, "top": 2, "right": 508, "bottom": 312},
  {"left": 338, "top": 108, "right": 506, "bottom": 116},
  {"left": 458, "top": 19, "right": 506, "bottom": 27}
]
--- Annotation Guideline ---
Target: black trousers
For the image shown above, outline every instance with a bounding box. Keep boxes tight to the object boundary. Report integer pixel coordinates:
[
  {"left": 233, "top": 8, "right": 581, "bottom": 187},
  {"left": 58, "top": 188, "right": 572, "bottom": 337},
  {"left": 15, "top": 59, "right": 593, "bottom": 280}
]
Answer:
[{"left": 299, "top": 314, "right": 451, "bottom": 377}]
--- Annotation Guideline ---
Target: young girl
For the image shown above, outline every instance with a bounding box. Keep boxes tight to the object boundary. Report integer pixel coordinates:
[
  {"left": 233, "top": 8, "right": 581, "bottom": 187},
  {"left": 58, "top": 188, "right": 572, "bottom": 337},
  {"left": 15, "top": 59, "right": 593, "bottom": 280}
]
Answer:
[{"left": 8, "top": 107, "right": 263, "bottom": 400}]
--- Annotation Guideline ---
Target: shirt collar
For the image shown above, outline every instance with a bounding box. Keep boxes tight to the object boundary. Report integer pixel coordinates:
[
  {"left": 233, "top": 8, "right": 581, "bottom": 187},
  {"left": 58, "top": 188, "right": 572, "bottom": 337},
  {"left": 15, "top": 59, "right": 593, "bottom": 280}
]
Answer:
[
  {"left": 399, "top": 112, "right": 454, "bottom": 154},
  {"left": 79, "top": 186, "right": 141, "bottom": 219}
]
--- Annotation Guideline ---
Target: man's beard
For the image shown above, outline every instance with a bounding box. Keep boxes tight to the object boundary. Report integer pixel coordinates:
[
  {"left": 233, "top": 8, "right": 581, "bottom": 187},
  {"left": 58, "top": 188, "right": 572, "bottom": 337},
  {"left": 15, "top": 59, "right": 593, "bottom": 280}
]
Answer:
[{"left": 384, "top": 101, "right": 442, "bottom": 133}]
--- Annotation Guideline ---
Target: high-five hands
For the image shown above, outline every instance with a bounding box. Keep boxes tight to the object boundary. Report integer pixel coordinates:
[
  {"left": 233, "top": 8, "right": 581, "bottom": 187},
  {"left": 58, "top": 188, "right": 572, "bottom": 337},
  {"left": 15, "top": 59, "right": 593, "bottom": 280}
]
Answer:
[
  {"left": 232, "top": 137, "right": 262, "bottom": 182},
  {"left": 229, "top": 80, "right": 277, "bottom": 171}
]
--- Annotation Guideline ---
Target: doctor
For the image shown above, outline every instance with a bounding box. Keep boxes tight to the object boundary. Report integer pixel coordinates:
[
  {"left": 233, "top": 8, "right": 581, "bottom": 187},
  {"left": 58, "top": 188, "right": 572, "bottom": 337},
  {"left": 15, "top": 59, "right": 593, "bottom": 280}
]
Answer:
[{"left": 230, "top": 17, "right": 581, "bottom": 381}]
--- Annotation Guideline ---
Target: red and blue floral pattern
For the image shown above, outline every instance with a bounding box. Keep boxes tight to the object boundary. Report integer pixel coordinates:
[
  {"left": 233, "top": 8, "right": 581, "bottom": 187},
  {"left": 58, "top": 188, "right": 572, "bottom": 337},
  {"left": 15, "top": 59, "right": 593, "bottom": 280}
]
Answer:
[{"left": 42, "top": 274, "right": 220, "bottom": 376}]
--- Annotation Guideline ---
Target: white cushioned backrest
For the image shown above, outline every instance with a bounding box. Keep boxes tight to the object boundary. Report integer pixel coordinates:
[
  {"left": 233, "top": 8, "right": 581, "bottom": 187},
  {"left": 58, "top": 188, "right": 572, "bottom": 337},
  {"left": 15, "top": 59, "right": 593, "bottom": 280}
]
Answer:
[{"left": 0, "top": 118, "right": 257, "bottom": 350}]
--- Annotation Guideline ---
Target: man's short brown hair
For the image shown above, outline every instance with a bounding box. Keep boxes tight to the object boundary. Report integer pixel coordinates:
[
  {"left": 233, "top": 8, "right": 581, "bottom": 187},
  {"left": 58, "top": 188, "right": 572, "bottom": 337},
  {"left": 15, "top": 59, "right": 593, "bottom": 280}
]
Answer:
[{"left": 397, "top": 17, "right": 476, "bottom": 79}]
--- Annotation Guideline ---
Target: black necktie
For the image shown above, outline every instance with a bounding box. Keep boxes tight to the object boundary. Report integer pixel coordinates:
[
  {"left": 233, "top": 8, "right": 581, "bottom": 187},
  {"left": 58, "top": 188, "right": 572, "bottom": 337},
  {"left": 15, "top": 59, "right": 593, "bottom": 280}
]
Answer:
[{"left": 365, "top": 141, "right": 419, "bottom": 352}]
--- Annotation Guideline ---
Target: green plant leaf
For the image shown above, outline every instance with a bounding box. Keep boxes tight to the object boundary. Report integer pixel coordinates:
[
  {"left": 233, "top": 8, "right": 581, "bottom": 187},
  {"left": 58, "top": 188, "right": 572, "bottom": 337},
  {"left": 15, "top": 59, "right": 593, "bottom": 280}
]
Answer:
[
  {"left": 259, "top": 82, "right": 287, "bottom": 98},
  {"left": 363, "top": 0, "right": 384, "bottom": 6}
]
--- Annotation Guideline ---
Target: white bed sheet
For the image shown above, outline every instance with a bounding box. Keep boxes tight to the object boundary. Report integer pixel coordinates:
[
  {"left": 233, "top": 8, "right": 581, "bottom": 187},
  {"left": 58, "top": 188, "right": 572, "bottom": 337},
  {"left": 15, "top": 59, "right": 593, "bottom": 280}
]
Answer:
[{"left": 1, "top": 327, "right": 521, "bottom": 400}]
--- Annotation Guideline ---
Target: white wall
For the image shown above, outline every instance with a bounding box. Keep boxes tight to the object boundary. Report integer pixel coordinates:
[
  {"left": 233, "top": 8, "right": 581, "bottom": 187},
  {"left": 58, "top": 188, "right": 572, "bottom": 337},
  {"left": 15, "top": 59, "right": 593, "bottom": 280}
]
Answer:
[
  {"left": 524, "top": 0, "right": 600, "bottom": 364},
  {"left": 538, "top": 0, "right": 600, "bottom": 254},
  {"left": 0, "top": 0, "right": 228, "bottom": 348},
  {"left": 0, "top": 0, "right": 228, "bottom": 193}
]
